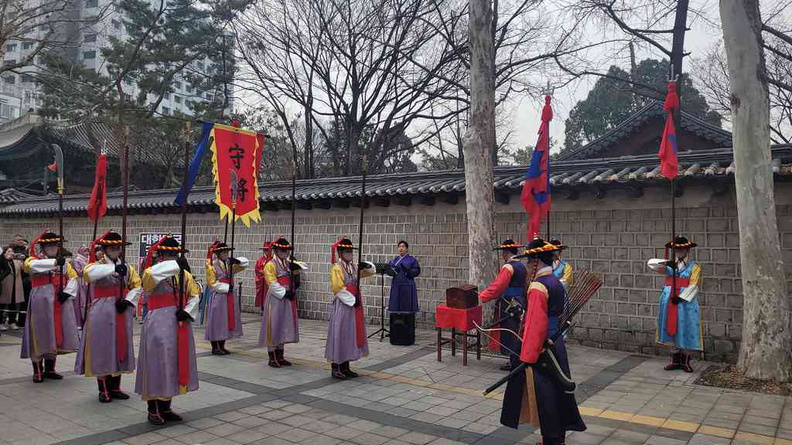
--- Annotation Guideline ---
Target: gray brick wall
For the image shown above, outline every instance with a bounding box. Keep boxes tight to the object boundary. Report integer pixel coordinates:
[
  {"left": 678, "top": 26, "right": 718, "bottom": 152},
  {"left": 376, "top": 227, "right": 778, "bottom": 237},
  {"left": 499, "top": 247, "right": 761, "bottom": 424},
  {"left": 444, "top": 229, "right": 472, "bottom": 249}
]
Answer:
[{"left": 3, "top": 183, "right": 790, "bottom": 363}]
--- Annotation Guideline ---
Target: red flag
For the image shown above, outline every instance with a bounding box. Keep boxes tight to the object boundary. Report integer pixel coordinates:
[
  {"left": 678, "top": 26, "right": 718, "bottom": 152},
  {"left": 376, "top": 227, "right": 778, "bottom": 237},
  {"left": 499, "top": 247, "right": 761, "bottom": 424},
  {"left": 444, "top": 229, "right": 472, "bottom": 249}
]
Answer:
[
  {"left": 659, "top": 82, "right": 679, "bottom": 179},
  {"left": 210, "top": 124, "right": 263, "bottom": 226},
  {"left": 87, "top": 153, "right": 108, "bottom": 222},
  {"left": 520, "top": 96, "right": 553, "bottom": 240}
]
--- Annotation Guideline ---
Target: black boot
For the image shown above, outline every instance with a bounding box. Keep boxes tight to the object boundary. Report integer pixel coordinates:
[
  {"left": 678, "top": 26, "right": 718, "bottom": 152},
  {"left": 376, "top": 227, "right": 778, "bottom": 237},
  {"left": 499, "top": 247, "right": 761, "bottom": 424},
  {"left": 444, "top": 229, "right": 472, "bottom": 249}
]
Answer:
[
  {"left": 331, "top": 363, "right": 347, "bottom": 380},
  {"left": 98, "top": 377, "right": 112, "bottom": 403},
  {"left": 110, "top": 375, "right": 130, "bottom": 400},
  {"left": 158, "top": 399, "right": 183, "bottom": 422},
  {"left": 43, "top": 358, "right": 63, "bottom": 379},
  {"left": 211, "top": 341, "right": 223, "bottom": 355},
  {"left": 147, "top": 400, "right": 165, "bottom": 425},
  {"left": 268, "top": 351, "right": 281, "bottom": 368},
  {"left": 682, "top": 353, "right": 694, "bottom": 373},
  {"left": 340, "top": 361, "right": 358, "bottom": 378},
  {"left": 32, "top": 360, "right": 44, "bottom": 383},
  {"left": 275, "top": 348, "right": 291, "bottom": 366},
  {"left": 219, "top": 340, "right": 230, "bottom": 355},
  {"left": 664, "top": 351, "right": 683, "bottom": 371}
]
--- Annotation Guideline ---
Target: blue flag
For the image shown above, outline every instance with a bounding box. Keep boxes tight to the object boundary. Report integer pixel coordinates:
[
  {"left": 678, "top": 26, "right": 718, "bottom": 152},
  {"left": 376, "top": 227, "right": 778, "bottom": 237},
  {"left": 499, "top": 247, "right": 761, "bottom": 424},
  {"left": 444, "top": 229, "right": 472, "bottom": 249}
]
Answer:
[{"left": 175, "top": 121, "right": 214, "bottom": 205}]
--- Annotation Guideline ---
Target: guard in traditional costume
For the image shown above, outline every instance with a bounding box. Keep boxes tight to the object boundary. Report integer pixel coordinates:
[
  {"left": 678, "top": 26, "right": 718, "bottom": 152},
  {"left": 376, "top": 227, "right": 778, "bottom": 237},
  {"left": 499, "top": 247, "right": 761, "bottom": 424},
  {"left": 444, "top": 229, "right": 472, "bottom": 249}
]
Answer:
[
  {"left": 501, "top": 238, "right": 586, "bottom": 443},
  {"left": 259, "top": 238, "right": 305, "bottom": 367},
  {"left": 479, "top": 239, "right": 526, "bottom": 371},
  {"left": 648, "top": 236, "right": 701, "bottom": 372},
  {"left": 204, "top": 241, "right": 248, "bottom": 355},
  {"left": 135, "top": 236, "right": 200, "bottom": 425},
  {"left": 325, "top": 238, "right": 375, "bottom": 379},
  {"left": 550, "top": 238, "right": 573, "bottom": 291},
  {"left": 254, "top": 241, "right": 273, "bottom": 310},
  {"left": 75, "top": 231, "right": 141, "bottom": 403},
  {"left": 21, "top": 232, "right": 80, "bottom": 383}
]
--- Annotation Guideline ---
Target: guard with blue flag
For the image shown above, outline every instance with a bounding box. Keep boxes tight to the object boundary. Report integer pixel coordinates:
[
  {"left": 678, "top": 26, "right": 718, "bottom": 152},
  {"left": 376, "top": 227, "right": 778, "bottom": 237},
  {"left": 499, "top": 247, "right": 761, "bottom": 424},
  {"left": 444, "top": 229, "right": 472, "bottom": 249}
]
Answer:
[
  {"left": 521, "top": 96, "right": 553, "bottom": 240},
  {"left": 174, "top": 122, "right": 214, "bottom": 206}
]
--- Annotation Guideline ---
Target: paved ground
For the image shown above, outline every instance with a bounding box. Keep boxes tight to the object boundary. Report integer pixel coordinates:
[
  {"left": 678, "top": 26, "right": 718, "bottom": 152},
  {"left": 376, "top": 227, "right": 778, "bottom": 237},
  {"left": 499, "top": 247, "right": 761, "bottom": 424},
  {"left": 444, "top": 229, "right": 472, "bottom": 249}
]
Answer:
[{"left": 0, "top": 314, "right": 790, "bottom": 445}]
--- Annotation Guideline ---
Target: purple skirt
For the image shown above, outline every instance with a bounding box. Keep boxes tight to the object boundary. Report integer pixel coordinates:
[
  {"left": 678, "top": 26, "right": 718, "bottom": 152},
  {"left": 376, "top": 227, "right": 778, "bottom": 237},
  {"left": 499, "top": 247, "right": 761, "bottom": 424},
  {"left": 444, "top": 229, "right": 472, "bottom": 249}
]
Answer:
[
  {"left": 21, "top": 285, "right": 79, "bottom": 359},
  {"left": 204, "top": 290, "right": 243, "bottom": 341},
  {"left": 325, "top": 299, "right": 368, "bottom": 363},
  {"left": 74, "top": 297, "right": 135, "bottom": 377},
  {"left": 73, "top": 280, "right": 89, "bottom": 327},
  {"left": 259, "top": 295, "right": 298, "bottom": 347},
  {"left": 134, "top": 305, "right": 199, "bottom": 400}
]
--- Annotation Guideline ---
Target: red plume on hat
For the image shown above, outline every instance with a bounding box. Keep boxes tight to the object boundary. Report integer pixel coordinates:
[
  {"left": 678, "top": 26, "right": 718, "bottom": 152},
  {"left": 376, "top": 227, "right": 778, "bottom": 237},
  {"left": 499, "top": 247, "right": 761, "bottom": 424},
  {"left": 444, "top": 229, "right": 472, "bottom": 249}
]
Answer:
[
  {"left": 90, "top": 230, "right": 110, "bottom": 263},
  {"left": 144, "top": 236, "right": 168, "bottom": 270},
  {"left": 206, "top": 240, "right": 222, "bottom": 259},
  {"left": 331, "top": 238, "right": 343, "bottom": 264},
  {"left": 29, "top": 229, "right": 47, "bottom": 259}
]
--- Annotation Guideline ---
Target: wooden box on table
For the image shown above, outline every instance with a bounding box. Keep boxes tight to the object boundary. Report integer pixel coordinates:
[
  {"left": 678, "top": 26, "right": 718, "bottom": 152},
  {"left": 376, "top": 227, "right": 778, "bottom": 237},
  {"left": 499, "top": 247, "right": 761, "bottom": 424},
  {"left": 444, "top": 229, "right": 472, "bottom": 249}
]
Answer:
[{"left": 445, "top": 284, "right": 478, "bottom": 309}]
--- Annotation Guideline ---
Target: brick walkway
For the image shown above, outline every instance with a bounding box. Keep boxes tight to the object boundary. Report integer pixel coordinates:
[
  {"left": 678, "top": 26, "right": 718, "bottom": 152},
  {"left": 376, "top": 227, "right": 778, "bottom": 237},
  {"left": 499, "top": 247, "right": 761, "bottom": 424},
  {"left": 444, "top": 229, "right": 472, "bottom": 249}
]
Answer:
[{"left": 0, "top": 315, "right": 789, "bottom": 445}]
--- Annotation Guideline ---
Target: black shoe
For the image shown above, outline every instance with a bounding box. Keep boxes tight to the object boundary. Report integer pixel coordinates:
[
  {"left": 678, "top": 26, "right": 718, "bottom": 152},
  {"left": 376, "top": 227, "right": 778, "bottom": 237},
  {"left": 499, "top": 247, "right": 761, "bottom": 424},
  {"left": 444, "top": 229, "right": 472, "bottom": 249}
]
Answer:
[
  {"left": 158, "top": 400, "right": 183, "bottom": 422},
  {"left": 682, "top": 354, "right": 694, "bottom": 373},
  {"left": 32, "top": 361, "right": 44, "bottom": 383},
  {"left": 98, "top": 378, "right": 112, "bottom": 403},
  {"left": 219, "top": 341, "right": 230, "bottom": 355},
  {"left": 275, "top": 349, "right": 291, "bottom": 366},
  {"left": 147, "top": 412, "right": 166, "bottom": 425},
  {"left": 340, "top": 362, "right": 358, "bottom": 378},
  {"left": 268, "top": 351, "right": 281, "bottom": 368},
  {"left": 211, "top": 349, "right": 225, "bottom": 355},
  {"left": 43, "top": 359, "right": 63, "bottom": 379},
  {"left": 664, "top": 352, "right": 683, "bottom": 371},
  {"left": 331, "top": 363, "right": 347, "bottom": 380},
  {"left": 99, "top": 392, "right": 112, "bottom": 403},
  {"left": 499, "top": 362, "right": 512, "bottom": 371},
  {"left": 147, "top": 401, "right": 165, "bottom": 425},
  {"left": 111, "top": 390, "right": 130, "bottom": 400}
]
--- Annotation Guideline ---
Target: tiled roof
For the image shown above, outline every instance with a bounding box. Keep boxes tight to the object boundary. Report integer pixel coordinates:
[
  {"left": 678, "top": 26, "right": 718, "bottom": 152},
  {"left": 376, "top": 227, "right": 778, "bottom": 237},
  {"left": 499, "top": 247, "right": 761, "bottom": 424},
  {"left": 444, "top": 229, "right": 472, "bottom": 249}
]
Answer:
[
  {"left": 556, "top": 102, "right": 733, "bottom": 161},
  {"left": 0, "top": 188, "right": 37, "bottom": 204},
  {"left": 1, "top": 145, "right": 791, "bottom": 216}
]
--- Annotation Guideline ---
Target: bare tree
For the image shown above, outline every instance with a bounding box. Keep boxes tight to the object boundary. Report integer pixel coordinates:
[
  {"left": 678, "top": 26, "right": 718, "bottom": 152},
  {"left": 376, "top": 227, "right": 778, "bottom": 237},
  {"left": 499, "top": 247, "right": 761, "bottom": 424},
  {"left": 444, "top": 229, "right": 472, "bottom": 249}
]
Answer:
[{"left": 720, "top": 0, "right": 792, "bottom": 382}]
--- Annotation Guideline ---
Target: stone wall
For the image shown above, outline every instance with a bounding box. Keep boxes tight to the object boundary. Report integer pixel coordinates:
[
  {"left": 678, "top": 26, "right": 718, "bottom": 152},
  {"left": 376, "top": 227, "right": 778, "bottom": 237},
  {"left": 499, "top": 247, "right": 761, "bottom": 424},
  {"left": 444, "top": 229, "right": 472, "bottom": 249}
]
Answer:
[{"left": 3, "top": 182, "right": 791, "bottom": 363}]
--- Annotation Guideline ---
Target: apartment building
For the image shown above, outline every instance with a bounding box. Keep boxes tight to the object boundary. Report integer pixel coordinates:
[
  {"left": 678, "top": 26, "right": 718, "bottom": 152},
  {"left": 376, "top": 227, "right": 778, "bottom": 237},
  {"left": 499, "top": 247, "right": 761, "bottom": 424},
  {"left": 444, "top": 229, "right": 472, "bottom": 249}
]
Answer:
[{"left": 1, "top": 0, "right": 233, "bottom": 119}]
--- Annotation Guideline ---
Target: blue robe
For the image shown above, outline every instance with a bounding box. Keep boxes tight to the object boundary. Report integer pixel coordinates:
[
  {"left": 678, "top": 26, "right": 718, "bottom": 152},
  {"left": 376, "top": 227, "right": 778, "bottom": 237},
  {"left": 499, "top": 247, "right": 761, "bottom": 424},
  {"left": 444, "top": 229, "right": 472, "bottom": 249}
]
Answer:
[
  {"left": 387, "top": 254, "right": 420, "bottom": 312},
  {"left": 656, "top": 261, "right": 702, "bottom": 351}
]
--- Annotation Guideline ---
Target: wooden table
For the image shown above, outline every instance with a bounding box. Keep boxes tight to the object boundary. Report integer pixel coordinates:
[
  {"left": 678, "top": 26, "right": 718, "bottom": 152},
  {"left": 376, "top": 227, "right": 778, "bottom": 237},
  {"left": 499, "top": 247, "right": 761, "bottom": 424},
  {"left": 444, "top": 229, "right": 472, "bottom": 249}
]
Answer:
[{"left": 435, "top": 304, "right": 482, "bottom": 366}]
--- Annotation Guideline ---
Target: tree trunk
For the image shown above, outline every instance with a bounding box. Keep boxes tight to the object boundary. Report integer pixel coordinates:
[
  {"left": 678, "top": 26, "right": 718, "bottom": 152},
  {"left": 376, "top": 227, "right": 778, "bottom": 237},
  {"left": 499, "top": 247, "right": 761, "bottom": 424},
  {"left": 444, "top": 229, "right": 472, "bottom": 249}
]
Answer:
[
  {"left": 720, "top": 0, "right": 792, "bottom": 381},
  {"left": 466, "top": 0, "right": 497, "bottom": 287}
]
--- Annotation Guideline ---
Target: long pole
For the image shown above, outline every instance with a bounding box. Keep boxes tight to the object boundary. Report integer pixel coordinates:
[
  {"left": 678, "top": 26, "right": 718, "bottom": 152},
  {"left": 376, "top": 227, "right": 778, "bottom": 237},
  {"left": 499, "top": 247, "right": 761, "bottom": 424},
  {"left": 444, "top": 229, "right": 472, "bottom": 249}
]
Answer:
[
  {"left": 356, "top": 156, "right": 367, "bottom": 305},
  {"left": 290, "top": 164, "right": 296, "bottom": 296},
  {"left": 119, "top": 126, "right": 130, "bottom": 303},
  {"left": 178, "top": 121, "right": 191, "bottom": 310}
]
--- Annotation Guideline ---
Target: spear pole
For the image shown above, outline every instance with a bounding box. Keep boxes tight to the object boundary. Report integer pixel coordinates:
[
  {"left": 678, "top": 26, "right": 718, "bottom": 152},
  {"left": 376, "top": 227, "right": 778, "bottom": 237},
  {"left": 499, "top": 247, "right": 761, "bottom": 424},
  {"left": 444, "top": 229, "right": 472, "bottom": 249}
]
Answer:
[
  {"left": 178, "top": 121, "right": 191, "bottom": 310},
  {"left": 355, "top": 156, "right": 368, "bottom": 304},
  {"left": 290, "top": 161, "right": 296, "bottom": 296},
  {"left": 119, "top": 126, "right": 131, "bottom": 303}
]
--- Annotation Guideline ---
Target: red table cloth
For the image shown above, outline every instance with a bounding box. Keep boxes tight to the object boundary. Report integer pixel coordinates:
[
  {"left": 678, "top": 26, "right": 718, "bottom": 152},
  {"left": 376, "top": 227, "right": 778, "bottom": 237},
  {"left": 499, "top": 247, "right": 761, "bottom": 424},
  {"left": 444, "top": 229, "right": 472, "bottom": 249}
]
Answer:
[{"left": 435, "top": 305, "right": 482, "bottom": 331}]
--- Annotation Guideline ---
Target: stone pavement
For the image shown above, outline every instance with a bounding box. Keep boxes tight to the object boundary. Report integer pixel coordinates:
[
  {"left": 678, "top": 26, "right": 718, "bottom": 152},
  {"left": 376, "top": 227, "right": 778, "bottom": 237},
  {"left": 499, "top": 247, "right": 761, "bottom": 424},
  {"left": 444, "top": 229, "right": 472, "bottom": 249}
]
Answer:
[{"left": 0, "top": 314, "right": 790, "bottom": 445}]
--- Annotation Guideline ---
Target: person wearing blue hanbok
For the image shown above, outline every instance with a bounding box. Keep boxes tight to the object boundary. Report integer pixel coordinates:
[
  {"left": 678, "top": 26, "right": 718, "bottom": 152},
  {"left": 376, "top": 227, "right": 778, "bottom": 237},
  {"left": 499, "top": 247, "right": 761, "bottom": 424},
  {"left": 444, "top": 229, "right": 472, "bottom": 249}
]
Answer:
[
  {"left": 647, "top": 236, "right": 702, "bottom": 372},
  {"left": 386, "top": 241, "right": 420, "bottom": 313}
]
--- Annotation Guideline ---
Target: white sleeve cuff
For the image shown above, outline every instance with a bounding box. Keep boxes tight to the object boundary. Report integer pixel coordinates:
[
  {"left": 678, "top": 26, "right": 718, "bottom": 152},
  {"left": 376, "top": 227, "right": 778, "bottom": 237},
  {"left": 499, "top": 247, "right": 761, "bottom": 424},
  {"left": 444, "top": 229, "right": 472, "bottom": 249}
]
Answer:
[
  {"left": 63, "top": 278, "right": 78, "bottom": 297},
  {"left": 336, "top": 288, "right": 356, "bottom": 307},
  {"left": 647, "top": 258, "right": 667, "bottom": 272},
  {"left": 269, "top": 281, "right": 286, "bottom": 299},
  {"left": 210, "top": 282, "right": 230, "bottom": 293},
  {"left": 679, "top": 284, "right": 698, "bottom": 302},
  {"left": 149, "top": 260, "right": 180, "bottom": 285},
  {"left": 86, "top": 264, "right": 115, "bottom": 282},
  {"left": 236, "top": 257, "right": 249, "bottom": 269},
  {"left": 293, "top": 260, "right": 309, "bottom": 270},
  {"left": 126, "top": 287, "right": 142, "bottom": 307},
  {"left": 362, "top": 261, "right": 376, "bottom": 270},
  {"left": 29, "top": 259, "right": 57, "bottom": 273},
  {"left": 185, "top": 296, "right": 200, "bottom": 320}
]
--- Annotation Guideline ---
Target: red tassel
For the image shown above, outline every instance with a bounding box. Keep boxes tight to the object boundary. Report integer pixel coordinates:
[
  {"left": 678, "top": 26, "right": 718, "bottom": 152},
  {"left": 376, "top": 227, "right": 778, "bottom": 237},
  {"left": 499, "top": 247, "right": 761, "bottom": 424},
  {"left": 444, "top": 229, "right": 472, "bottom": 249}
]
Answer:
[
  {"left": 541, "top": 95, "right": 553, "bottom": 122},
  {"left": 664, "top": 82, "right": 679, "bottom": 112},
  {"left": 144, "top": 237, "right": 167, "bottom": 270},
  {"left": 54, "top": 297, "right": 64, "bottom": 348},
  {"left": 226, "top": 292, "right": 235, "bottom": 331},
  {"left": 330, "top": 238, "right": 343, "bottom": 264}
]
